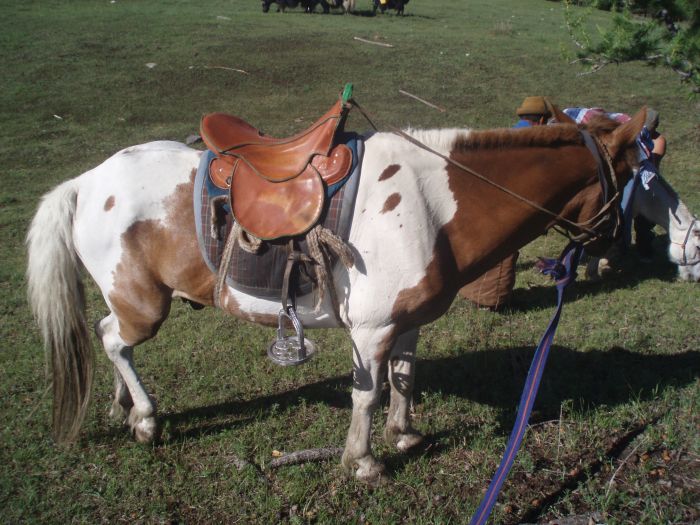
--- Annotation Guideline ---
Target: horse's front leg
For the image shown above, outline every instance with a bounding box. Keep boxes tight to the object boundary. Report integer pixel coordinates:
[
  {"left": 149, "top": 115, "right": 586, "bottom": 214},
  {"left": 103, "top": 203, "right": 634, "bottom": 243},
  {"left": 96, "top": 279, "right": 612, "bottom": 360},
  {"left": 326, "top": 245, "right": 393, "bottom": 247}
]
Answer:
[
  {"left": 384, "top": 328, "right": 424, "bottom": 451},
  {"left": 342, "top": 326, "right": 392, "bottom": 485}
]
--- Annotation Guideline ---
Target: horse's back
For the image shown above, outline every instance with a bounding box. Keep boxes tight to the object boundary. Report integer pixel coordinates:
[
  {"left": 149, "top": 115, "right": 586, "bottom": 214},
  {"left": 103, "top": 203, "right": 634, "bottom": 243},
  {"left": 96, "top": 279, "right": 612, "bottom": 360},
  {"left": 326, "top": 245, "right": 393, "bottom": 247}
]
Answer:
[{"left": 74, "top": 141, "right": 200, "bottom": 214}]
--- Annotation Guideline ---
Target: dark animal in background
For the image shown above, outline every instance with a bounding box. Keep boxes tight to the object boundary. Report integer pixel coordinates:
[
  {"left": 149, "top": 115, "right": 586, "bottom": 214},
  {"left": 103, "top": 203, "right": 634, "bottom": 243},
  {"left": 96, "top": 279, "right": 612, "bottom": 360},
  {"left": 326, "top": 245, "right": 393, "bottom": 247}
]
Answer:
[
  {"left": 373, "top": 0, "right": 408, "bottom": 15},
  {"left": 262, "top": 0, "right": 355, "bottom": 13}
]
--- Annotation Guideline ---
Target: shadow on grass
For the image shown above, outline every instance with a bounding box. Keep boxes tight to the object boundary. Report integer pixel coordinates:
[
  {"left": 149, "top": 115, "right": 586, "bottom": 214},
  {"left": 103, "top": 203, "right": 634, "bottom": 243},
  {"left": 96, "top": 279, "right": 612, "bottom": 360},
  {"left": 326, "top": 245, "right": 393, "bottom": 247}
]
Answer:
[
  {"left": 161, "top": 374, "right": 352, "bottom": 441},
  {"left": 508, "top": 238, "right": 681, "bottom": 313},
  {"left": 159, "top": 345, "right": 698, "bottom": 445}
]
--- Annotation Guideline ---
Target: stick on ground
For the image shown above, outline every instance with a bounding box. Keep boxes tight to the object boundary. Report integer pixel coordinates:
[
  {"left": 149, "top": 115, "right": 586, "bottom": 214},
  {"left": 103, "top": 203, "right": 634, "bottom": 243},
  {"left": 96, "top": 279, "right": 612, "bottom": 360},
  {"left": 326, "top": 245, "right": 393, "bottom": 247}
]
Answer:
[
  {"left": 399, "top": 89, "right": 446, "bottom": 112},
  {"left": 267, "top": 447, "right": 344, "bottom": 469},
  {"left": 204, "top": 65, "right": 249, "bottom": 74},
  {"left": 353, "top": 36, "right": 394, "bottom": 48}
]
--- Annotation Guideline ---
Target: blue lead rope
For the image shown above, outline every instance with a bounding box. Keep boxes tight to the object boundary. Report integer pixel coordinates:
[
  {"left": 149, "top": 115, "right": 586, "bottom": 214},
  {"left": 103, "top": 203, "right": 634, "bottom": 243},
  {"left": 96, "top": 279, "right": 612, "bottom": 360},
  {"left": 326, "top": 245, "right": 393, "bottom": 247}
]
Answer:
[{"left": 469, "top": 241, "right": 584, "bottom": 525}]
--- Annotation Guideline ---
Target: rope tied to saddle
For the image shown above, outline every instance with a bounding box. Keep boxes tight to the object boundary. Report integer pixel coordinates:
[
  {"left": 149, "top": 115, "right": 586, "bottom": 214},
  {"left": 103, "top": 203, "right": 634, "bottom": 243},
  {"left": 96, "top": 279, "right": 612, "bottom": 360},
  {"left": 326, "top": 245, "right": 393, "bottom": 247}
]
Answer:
[
  {"left": 213, "top": 219, "right": 354, "bottom": 315},
  {"left": 306, "top": 224, "right": 354, "bottom": 313}
]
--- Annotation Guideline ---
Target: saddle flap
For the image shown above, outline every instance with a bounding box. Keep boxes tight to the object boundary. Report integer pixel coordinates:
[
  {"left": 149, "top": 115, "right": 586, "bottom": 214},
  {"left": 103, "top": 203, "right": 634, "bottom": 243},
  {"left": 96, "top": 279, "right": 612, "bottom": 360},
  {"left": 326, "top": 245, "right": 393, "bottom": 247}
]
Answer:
[
  {"left": 230, "top": 163, "right": 325, "bottom": 240},
  {"left": 201, "top": 98, "right": 345, "bottom": 182}
]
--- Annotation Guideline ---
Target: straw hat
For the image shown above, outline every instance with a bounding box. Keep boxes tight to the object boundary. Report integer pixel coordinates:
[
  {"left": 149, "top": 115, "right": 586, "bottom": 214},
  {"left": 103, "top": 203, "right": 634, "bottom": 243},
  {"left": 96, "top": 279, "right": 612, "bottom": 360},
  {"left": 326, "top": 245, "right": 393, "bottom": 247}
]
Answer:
[{"left": 516, "top": 96, "right": 552, "bottom": 118}]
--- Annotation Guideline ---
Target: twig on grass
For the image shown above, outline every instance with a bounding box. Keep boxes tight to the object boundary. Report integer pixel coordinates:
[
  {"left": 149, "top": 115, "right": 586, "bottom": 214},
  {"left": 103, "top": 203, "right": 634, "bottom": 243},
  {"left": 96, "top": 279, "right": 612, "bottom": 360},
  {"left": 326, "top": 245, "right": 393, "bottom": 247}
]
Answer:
[
  {"left": 398, "top": 89, "right": 446, "bottom": 112},
  {"left": 605, "top": 439, "right": 646, "bottom": 497},
  {"left": 203, "top": 65, "right": 249, "bottom": 75},
  {"left": 353, "top": 36, "right": 394, "bottom": 48},
  {"left": 267, "top": 447, "right": 344, "bottom": 469}
]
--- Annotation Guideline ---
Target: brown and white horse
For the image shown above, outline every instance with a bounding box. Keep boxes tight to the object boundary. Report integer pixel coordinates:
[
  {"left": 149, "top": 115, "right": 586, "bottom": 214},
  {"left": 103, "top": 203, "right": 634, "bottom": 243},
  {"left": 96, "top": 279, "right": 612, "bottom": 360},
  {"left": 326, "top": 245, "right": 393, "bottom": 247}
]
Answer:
[{"left": 26, "top": 109, "right": 645, "bottom": 483}]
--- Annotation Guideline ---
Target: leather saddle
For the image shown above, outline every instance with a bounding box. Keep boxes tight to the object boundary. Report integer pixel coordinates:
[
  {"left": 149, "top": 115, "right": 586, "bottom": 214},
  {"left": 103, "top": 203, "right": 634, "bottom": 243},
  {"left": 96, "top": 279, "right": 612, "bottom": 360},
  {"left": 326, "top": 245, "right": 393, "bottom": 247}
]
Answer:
[{"left": 200, "top": 85, "right": 354, "bottom": 240}]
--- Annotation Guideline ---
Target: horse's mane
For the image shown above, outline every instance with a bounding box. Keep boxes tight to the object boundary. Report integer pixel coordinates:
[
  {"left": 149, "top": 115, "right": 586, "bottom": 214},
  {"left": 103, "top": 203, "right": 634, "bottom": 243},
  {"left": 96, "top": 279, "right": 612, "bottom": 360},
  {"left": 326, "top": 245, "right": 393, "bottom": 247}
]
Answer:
[
  {"left": 455, "top": 125, "right": 582, "bottom": 151},
  {"left": 401, "top": 114, "right": 623, "bottom": 153},
  {"left": 453, "top": 114, "right": 622, "bottom": 151}
]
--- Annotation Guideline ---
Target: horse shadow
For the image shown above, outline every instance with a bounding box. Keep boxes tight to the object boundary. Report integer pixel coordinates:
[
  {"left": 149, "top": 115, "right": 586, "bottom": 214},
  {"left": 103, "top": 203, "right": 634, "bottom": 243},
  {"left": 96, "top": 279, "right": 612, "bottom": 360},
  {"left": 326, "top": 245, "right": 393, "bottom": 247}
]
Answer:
[
  {"left": 508, "top": 235, "right": 680, "bottom": 312},
  {"left": 158, "top": 344, "right": 698, "bottom": 451}
]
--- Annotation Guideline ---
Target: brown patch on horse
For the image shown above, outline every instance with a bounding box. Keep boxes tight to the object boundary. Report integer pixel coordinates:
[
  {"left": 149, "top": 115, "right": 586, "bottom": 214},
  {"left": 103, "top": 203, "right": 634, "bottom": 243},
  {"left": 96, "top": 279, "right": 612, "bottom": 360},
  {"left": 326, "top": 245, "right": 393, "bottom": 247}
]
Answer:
[
  {"left": 109, "top": 170, "right": 216, "bottom": 345},
  {"left": 109, "top": 169, "right": 277, "bottom": 344},
  {"left": 379, "top": 231, "right": 459, "bottom": 362},
  {"left": 379, "top": 164, "right": 401, "bottom": 181},
  {"left": 382, "top": 193, "right": 402, "bottom": 214},
  {"left": 104, "top": 195, "right": 115, "bottom": 211}
]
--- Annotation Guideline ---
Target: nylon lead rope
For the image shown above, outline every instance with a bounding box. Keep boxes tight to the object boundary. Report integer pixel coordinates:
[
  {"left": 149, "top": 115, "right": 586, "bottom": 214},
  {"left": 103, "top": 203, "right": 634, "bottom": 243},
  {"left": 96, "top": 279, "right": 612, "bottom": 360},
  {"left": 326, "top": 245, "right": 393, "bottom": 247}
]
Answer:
[{"left": 469, "top": 242, "right": 584, "bottom": 525}]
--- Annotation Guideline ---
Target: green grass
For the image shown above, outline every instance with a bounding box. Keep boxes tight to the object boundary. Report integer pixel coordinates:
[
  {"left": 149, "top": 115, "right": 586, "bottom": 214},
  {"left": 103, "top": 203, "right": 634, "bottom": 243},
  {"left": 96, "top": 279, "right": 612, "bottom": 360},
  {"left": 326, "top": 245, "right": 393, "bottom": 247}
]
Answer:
[{"left": 2, "top": 0, "right": 699, "bottom": 523}]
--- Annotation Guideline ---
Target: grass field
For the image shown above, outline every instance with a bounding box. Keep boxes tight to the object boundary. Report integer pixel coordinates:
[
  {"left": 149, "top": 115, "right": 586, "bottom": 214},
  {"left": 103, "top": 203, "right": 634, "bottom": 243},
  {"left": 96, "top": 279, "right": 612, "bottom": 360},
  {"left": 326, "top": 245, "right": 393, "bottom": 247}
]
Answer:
[{"left": 2, "top": 1, "right": 699, "bottom": 523}]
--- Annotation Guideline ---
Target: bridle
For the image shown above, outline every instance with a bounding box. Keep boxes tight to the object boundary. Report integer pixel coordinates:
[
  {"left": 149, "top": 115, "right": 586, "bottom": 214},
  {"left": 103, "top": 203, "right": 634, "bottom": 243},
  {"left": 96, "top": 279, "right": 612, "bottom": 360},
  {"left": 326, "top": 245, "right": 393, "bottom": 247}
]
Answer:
[
  {"left": 349, "top": 99, "right": 624, "bottom": 249},
  {"left": 671, "top": 217, "right": 700, "bottom": 266},
  {"left": 564, "top": 129, "right": 622, "bottom": 247}
]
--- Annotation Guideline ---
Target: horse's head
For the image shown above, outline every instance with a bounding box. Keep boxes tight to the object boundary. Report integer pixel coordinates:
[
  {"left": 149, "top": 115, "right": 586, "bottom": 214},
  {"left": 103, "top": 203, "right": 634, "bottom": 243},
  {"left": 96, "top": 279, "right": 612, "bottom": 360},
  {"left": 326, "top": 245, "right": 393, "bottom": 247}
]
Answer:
[{"left": 571, "top": 108, "right": 647, "bottom": 255}]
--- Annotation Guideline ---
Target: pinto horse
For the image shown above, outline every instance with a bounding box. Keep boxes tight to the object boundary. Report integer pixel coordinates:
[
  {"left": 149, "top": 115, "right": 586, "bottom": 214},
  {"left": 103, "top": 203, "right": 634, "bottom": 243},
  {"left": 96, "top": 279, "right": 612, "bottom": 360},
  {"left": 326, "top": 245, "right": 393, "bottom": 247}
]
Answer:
[
  {"left": 586, "top": 175, "right": 700, "bottom": 282},
  {"left": 26, "top": 108, "right": 645, "bottom": 483}
]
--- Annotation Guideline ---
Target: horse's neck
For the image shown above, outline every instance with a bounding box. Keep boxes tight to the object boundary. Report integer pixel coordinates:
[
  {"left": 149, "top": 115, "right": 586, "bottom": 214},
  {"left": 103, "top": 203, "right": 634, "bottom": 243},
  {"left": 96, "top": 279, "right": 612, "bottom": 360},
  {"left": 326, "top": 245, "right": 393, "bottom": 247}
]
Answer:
[{"left": 445, "top": 141, "right": 598, "bottom": 274}]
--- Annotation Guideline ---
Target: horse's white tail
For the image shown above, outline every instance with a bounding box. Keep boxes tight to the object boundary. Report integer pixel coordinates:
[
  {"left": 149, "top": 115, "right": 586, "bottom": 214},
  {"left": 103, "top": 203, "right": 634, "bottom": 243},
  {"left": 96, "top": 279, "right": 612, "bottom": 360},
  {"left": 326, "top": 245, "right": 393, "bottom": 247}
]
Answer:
[{"left": 26, "top": 179, "right": 94, "bottom": 444}]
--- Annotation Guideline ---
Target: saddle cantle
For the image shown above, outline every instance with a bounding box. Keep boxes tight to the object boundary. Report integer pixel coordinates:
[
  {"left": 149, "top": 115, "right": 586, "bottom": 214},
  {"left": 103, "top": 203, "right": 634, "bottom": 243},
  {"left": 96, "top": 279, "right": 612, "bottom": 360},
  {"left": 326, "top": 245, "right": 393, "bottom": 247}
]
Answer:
[{"left": 200, "top": 84, "right": 354, "bottom": 240}]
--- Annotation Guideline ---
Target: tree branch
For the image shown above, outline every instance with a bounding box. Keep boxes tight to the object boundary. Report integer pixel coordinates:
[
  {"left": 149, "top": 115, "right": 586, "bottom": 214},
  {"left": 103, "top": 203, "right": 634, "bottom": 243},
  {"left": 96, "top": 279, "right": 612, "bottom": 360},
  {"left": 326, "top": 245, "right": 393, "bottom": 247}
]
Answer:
[{"left": 267, "top": 447, "right": 344, "bottom": 469}]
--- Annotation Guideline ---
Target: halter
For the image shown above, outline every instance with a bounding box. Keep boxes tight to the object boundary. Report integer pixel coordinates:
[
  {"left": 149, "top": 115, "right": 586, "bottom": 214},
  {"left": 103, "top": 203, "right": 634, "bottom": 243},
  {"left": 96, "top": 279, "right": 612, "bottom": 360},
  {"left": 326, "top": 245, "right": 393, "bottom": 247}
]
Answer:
[
  {"left": 349, "top": 99, "right": 624, "bottom": 248},
  {"left": 671, "top": 217, "right": 700, "bottom": 266}
]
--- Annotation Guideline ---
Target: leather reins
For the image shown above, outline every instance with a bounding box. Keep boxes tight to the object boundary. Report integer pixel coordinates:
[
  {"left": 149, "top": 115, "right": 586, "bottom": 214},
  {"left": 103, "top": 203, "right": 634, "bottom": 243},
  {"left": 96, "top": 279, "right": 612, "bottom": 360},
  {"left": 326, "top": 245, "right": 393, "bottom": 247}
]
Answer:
[{"left": 348, "top": 99, "right": 622, "bottom": 248}]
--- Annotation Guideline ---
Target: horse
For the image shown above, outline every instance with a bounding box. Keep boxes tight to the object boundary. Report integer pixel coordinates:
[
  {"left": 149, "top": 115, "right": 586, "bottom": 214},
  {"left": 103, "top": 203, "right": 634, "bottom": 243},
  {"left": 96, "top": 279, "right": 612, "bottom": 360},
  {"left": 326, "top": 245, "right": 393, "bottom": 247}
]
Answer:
[
  {"left": 373, "top": 0, "right": 408, "bottom": 15},
  {"left": 26, "top": 107, "right": 646, "bottom": 484},
  {"left": 586, "top": 175, "right": 700, "bottom": 282}
]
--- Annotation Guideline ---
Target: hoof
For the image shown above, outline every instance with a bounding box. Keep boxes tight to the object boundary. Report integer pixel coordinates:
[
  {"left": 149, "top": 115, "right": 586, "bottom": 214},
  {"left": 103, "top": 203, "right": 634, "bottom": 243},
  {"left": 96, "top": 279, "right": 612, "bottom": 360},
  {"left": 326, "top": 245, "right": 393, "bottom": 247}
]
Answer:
[
  {"left": 356, "top": 461, "right": 388, "bottom": 487},
  {"left": 342, "top": 452, "right": 388, "bottom": 486},
  {"left": 128, "top": 411, "right": 158, "bottom": 444},
  {"left": 384, "top": 426, "right": 424, "bottom": 452},
  {"left": 396, "top": 430, "right": 424, "bottom": 452}
]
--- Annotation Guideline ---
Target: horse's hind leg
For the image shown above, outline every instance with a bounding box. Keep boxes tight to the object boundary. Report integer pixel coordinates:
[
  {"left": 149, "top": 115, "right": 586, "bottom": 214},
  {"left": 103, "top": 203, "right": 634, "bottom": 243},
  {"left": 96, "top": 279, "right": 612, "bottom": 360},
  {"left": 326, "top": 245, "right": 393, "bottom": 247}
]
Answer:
[
  {"left": 384, "top": 329, "right": 424, "bottom": 451},
  {"left": 95, "top": 318, "right": 133, "bottom": 420},
  {"left": 95, "top": 311, "right": 162, "bottom": 443}
]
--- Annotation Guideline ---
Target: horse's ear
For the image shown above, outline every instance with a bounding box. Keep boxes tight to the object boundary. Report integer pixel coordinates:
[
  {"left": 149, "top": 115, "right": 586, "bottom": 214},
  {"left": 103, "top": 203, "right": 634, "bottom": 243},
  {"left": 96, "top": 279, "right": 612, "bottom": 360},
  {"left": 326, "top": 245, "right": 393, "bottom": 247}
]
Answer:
[
  {"left": 550, "top": 104, "right": 576, "bottom": 125},
  {"left": 611, "top": 106, "right": 647, "bottom": 149}
]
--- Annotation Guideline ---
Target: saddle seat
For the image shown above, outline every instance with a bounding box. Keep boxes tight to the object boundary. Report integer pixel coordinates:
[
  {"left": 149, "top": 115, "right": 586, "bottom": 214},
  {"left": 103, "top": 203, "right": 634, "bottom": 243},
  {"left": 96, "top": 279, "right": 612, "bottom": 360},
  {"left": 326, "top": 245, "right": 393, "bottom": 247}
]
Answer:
[
  {"left": 201, "top": 98, "right": 346, "bottom": 182},
  {"left": 199, "top": 86, "right": 354, "bottom": 241}
]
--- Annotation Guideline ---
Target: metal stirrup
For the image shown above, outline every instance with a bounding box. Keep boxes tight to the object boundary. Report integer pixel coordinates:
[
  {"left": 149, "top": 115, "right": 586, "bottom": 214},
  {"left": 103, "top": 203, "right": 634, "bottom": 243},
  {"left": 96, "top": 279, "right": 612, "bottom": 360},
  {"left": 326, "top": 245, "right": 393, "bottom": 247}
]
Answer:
[{"left": 266, "top": 241, "right": 317, "bottom": 366}]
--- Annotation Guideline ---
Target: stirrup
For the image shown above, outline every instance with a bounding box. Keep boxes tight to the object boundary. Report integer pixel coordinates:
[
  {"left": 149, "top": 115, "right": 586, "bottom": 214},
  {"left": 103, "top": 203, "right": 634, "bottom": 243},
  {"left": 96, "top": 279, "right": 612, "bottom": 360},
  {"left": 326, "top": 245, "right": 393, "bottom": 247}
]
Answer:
[{"left": 267, "top": 305, "right": 317, "bottom": 366}]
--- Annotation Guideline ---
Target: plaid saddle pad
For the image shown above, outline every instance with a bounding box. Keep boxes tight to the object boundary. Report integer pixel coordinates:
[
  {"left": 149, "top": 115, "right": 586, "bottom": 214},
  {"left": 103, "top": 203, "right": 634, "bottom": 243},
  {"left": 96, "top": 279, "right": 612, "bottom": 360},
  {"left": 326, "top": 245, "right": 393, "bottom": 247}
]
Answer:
[{"left": 193, "top": 134, "right": 363, "bottom": 300}]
